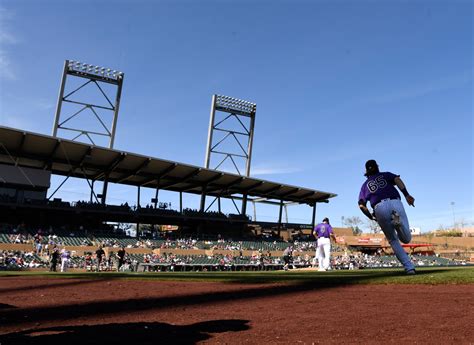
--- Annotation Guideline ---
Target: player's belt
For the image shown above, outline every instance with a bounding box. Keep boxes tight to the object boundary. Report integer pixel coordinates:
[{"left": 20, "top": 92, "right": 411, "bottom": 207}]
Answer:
[{"left": 374, "top": 197, "right": 400, "bottom": 210}]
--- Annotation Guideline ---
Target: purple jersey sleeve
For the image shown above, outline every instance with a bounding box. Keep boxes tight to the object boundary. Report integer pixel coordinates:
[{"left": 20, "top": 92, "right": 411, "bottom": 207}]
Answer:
[{"left": 358, "top": 172, "right": 401, "bottom": 208}]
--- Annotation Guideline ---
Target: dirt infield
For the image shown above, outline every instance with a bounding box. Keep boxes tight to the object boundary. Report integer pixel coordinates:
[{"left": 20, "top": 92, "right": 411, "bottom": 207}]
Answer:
[{"left": 0, "top": 276, "right": 472, "bottom": 344}]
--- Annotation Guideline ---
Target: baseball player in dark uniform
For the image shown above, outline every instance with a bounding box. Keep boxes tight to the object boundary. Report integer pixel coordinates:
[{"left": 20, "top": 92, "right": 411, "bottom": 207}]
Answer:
[
  {"left": 358, "top": 160, "right": 416, "bottom": 274},
  {"left": 49, "top": 246, "right": 59, "bottom": 272},
  {"left": 313, "top": 218, "right": 337, "bottom": 271},
  {"left": 282, "top": 246, "right": 293, "bottom": 271},
  {"left": 117, "top": 246, "right": 126, "bottom": 271},
  {"left": 95, "top": 246, "right": 105, "bottom": 272}
]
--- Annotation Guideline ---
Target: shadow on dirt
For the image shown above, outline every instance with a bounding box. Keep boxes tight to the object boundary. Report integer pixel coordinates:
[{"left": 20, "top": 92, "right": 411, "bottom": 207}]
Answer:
[
  {"left": 0, "top": 269, "right": 449, "bottom": 327},
  {"left": 0, "top": 319, "right": 250, "bottom": 345},
  {"left": 0, "top": 303, "right": 17, "bottom": 309},
  {"left": 0, "top": 277, "right": 108, "bottom": 295}
]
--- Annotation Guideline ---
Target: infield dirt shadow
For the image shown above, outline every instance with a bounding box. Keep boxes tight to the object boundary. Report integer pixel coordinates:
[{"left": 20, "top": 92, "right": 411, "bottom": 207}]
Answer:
[{"left": 0, "top": 319, "right": 250, "bottom": 345}]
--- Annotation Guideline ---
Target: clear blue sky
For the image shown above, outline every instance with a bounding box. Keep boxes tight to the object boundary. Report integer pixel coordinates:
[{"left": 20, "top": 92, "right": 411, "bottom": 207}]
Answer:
[{"left": 0, "top": 0, "right": 472, "bottom": 232}]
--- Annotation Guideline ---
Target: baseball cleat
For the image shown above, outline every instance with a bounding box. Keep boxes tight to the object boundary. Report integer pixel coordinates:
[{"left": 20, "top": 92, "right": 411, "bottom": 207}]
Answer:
[{"left": 406, "top": 269, "right": 416, "bottom": 275}]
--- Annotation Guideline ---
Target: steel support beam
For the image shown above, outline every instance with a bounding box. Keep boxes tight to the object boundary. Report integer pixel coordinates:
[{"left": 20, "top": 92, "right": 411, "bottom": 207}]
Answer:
[
  {"left": 137, "top": 186, "right": 141, "bottom": 208},
  {"left": 278, "top": 199, "right": 284, "bottom": 225},
  {"left": 140, "top": 163, "right": 177, "bottom": 187},
  {"left": 117, "top": 158, "right": 151, "bottom": 183},
  {"left": 109, "top": 74, "right": 124, "bottom": 149},
  {"left": 158, "top": 168, "right": 201, "bottom": 189},
  {"left": 311, "top": 203, "right": 317, "bottom": 229},
  {"left": 153, "top": 184, "right": 159, "bottom": 209},
  {"left": 52, "top": 60, "right": 68, "bottom": 137},
  {"left": 199, "top": 184, "right": 207, "bottom": 212},
  {"left": 204, "top": 95, "right": 216, "bottom": 169}
]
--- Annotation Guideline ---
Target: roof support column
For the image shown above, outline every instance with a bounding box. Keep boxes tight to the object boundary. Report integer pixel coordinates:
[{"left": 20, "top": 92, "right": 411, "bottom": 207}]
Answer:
[
  {"left": 241, "top": 194, "right": 248, "bottom": 217},
  {"left": 153, "top": 180, "right": 160, "bottom": 209},
  {"left": 278, "top": 200, "right": 284, "bottom": 224},
  {"left": 90, "top": 180, "right": 95, "bottom": 203},
  {"left": 252, "top": 201, "right": 257, "bottom": 222},
  {"left": 218, "top": 197, "right": 221, "bottom": 213},
  {"left": 200, "top": 185, "right": 207, "bottom": 212},
  {"left": 278, "top": 200, "right": 284, "bottom": 238},
  {"left": 179, "top": 191, "right": 183, "bottom": 213},
  {"left": 101, "top": 178, "right": 108, "bottom": 205},
  {"left": 311, "top": 203, "right": 317, "bottom": 229},
  {"left": 278, "top": 200, "right": 283, "bottom": 237},
  {"left": 137, "top": 186, "right": 141, "bottom": 208}
]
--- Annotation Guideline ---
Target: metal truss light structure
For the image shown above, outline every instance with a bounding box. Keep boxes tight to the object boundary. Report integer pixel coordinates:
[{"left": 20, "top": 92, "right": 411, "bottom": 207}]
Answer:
[
  {"left": 52, "top": 59, "right": 124, "bottom": 149},
  {"left": 51, "top": 59, "right": 124, "bottom": 205},
  {"left": 203, "top": 94, "right": 257, "bottom": 216},
  {"left": 205, "top": 94, "right": 257, "bottom": 176}
]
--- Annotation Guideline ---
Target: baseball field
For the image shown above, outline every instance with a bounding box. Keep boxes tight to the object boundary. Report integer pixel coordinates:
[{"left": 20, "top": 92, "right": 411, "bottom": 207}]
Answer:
[{"left": 0, "top": 267, "right": 473, "bottom": 344}]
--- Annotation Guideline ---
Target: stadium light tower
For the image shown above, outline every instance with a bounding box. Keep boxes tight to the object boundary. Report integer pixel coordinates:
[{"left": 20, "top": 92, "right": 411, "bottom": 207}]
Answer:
[
  {"left": 52, "top": 59, "right": 124, "bottom": 149},
  {"left": 51, "top": 59, "right": 124, "bottom": 205},
  {"left": 203, "top": 94, "right": 257, "bottom": 215},
  {"left": 204, "top": 94, "right": 257, "bottom": 176}
]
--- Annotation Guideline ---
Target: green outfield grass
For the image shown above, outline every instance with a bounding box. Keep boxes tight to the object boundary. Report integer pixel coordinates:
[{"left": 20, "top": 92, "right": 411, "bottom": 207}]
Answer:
[{"left": 1, "top": 266, "right": 473, "bottom": 285}]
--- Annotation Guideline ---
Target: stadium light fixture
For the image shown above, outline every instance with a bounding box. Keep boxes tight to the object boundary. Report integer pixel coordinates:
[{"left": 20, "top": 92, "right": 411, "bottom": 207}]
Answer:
[
  {"left": 215, "top": 94, "right": 256, "bottom": 116},
  {"left": 67, "top": 59, "right": 124, "bottom": 83}
]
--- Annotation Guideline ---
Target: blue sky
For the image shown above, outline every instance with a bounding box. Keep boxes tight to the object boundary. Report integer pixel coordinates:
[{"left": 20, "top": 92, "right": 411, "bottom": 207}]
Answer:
[{"left": 0, "top": 0, "right": 472, "bottom": 231}]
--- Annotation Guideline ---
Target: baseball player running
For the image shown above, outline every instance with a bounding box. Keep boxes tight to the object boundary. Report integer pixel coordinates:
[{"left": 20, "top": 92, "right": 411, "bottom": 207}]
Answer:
[{"left": 358, "top": 160, "right": 416, "bottom": 274}]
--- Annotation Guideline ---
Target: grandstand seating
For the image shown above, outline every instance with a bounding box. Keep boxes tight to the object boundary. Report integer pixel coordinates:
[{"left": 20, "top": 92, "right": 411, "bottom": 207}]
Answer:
[
  {"left": 1, "top": 221, "right": 471, "bottom": 272},
  {"left": 0, "top": 233, "right": 11, "bottom": 243}
]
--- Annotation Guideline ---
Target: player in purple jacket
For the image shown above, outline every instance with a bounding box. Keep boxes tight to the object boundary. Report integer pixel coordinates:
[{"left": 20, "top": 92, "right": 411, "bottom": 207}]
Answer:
[{"left": 358, "top": 160, "right": 416, "bottom": 274}]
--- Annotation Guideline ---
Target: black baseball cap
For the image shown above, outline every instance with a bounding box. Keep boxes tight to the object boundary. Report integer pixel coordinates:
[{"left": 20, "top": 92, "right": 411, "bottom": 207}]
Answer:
[
  {"left": 323, "top": 217, "right": 329, "bottom": 223},
  {"left": 364, "top": 159, "right": 379, "bottom": 176}
]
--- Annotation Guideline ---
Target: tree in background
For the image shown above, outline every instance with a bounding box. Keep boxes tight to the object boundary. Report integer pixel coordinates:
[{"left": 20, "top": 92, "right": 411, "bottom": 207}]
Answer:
[
  {"left": 343, "top": 216, "right": 363, "bottom": 235},
  {"left": 366, "top": 219, "right": 381, "bottom": 234}
]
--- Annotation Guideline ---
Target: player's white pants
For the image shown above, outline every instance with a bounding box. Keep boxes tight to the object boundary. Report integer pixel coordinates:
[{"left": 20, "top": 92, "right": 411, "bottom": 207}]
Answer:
[
  {"left": 316, "top": 237, "right": 331, "bottom": 270},
  {"left": 60, "top": 259, "right": 69, "bottom": 272}
]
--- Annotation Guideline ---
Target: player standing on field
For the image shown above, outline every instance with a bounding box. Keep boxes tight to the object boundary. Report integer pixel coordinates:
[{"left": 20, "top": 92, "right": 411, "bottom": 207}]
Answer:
[
  {"left": 95, "top": 246, "right": 105, "bottom": 272},
  {"left": 117, "top": 246, "right": 126, "bottom": 271},
  {"left": 313, "top": 218, "right": 336, "bottom": 271},
  {"left": 358, "top": 160, "right": 416, "bottom": 275}
]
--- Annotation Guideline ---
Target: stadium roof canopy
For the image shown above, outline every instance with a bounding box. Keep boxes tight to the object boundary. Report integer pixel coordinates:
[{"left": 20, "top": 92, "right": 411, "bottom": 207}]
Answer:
[{"left": 0, "top": 126, "right": 337, "bottom": 205}]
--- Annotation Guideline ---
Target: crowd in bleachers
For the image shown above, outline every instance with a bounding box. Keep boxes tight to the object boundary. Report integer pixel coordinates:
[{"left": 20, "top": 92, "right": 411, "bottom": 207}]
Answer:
[
  {"left": 1, "top": 221, "right": 471, "bottom": 272},
  {"left": 331, "top": 252, "right": 469, "bottom": 270},
  {"left": 0, "top": 196, "right": 250, "bottom": 221},
  {"left": 0, "top": 250, "right": 46, "bottom": 269},
  {"left": 0, "top": 223, "right": 347, "bottom": 254}
]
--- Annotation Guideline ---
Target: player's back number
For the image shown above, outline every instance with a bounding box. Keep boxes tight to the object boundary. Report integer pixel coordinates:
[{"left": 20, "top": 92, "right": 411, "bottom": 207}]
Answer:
[{"left": 367, "top": 176, "right": 387, "bottom": 193}]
